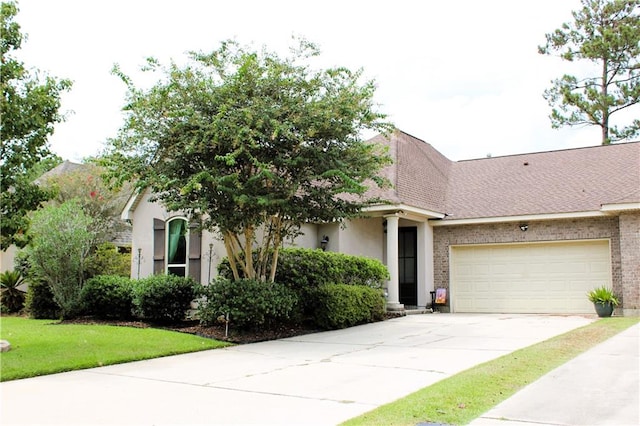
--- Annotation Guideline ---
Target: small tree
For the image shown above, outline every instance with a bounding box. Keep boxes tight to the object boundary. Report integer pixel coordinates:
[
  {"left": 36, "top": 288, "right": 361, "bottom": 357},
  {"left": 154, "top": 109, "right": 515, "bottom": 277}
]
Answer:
[
  {"left": 103, "top": 39, "right": 392, "bottom": 282},
  {"left": 0, "top": 1, "right": 71, "bottom": 249},
  {"left": 27, "top": 200, "right": 93, "bottom": 318},
  {"left": 538, "top": 0, "right": 640, "bottom": 144}
]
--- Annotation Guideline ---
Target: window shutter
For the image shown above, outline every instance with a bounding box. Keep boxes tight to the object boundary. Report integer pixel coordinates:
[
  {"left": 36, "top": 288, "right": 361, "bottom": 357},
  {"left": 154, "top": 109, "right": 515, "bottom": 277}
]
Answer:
[
  {"left": 188, "top": 223, "right": 202, "bottom": 283},
  {"left": 153, "top": 218, "right": 165, "bottom": 275}
]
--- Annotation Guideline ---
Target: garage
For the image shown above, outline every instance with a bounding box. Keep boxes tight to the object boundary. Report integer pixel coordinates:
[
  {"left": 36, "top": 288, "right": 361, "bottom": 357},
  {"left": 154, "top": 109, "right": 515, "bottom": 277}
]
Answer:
[{"left": 450, "top": 240, "right": 611, "bottom": 314}]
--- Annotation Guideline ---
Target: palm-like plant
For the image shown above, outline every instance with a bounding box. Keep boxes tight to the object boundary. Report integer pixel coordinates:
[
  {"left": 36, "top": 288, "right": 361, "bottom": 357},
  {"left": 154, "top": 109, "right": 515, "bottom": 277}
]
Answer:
[{"left": 0, "top": 270, "right": 26, "bottom": 313}]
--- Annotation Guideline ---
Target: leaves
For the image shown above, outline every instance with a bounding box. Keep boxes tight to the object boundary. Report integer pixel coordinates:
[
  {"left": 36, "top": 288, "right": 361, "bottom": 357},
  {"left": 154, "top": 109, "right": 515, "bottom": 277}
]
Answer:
[
  {"left": 539, "top": 0, "right": 640, "bottom": 144},
  {"left": 0, "top": 1, "right": 72, "bottom": 248},
  {"left": 102, "top": 38, "right": 393, "bottom": 281}
]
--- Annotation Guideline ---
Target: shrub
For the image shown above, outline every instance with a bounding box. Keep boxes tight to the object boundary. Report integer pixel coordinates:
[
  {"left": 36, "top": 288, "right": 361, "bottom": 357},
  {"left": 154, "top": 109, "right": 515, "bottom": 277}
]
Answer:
[
  {"left": 85, "top": 243, "right": 131, "bottom": 278},
  {"left": 27, "top": 200, "right": 93, "bottom": 318},
  {"left": 198, "top": 277, "right": 299, "bottom": 330},
  {"left": 25, "top": 279, "right": 61, "bottom": 319},
  {"left": 0, "top": 270, "right": 26, "bottom": 313},
  {"left": 218, "top": 248, "right": 389, "bottom": 315},
  {"left": 81, "top": 275, "right": 134, "bottom": 319},
  {"left": 132, "top": 274, "right": 201, "bottom": 323},
  {"left": 219, "top": 248, "right": 389, "bottom": 290},
  {"left": 313, "top": 284, "right": 385, "bottom": 330}
]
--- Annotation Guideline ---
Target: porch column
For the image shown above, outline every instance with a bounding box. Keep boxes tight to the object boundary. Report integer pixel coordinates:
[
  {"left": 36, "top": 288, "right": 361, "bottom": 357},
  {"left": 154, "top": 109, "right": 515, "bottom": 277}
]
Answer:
[
  {"left": 385, "top": 214, "right": 404, "bottom": 311},
  {"left": 417, "top": 221, "right": 434, "bottom": 308}
]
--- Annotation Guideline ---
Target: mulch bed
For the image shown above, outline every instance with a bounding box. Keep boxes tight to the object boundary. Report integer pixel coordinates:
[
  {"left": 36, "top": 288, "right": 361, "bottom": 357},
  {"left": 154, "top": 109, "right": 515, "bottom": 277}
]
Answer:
[{"left": 60, "top": 311, "right": 406, "bottom": 344}]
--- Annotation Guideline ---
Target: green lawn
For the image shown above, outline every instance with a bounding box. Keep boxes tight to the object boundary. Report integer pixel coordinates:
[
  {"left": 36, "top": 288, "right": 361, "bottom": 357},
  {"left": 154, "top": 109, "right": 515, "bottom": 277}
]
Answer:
[
  {"left": 0, "top": 316, "right": 230, "bottom": 381},
  {"left": 343, "top": 317, "right": 640, "bottom": 426}
]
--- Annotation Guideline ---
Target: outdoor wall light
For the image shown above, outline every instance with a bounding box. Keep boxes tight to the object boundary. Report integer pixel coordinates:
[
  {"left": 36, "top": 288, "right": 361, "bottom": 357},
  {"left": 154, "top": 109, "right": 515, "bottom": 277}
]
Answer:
[
  {"left": 320, "top": 235, "right": 329, "bottom": 251},
  {"left": 519, "top": 224, "right": 529, "bottom": 231}
]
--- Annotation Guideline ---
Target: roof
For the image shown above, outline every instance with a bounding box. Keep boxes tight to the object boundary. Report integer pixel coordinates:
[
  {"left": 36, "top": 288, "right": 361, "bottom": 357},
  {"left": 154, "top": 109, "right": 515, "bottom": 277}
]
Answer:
[{"left": 373, "top": 130, "right": 640, "bottom": 221}]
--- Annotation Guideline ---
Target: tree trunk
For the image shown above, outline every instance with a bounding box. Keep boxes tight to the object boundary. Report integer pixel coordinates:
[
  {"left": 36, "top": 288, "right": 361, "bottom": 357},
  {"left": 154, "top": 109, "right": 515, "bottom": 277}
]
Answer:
[{"left": 601, "top": 58, "right": 610, "bottom": 145}]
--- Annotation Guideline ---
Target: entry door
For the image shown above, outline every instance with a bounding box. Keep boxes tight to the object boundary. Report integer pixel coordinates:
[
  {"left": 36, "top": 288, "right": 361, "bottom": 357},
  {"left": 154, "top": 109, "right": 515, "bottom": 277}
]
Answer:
[{"left": 399, "top": 227, "right": 417, "bottom": 306}]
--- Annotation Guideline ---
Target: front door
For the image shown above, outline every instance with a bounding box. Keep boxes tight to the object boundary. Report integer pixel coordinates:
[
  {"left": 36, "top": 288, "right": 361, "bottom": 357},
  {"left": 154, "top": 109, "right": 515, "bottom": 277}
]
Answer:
[{"left": 399, "top": 227, "right": 417, "bottom": 306}]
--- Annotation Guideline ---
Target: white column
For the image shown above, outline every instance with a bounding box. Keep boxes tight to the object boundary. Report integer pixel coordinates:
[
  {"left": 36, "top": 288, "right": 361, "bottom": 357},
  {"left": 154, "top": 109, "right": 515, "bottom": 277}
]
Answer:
[
  {"left": 417, "top": 221, "right": 434, "bottom": 308},
  {"left": 385, "top": 215, "right": 404, "bottom": 311}
]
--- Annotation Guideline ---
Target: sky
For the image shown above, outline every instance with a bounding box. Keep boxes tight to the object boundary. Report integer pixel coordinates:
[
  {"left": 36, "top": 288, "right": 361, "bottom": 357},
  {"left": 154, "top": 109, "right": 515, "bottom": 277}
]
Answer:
[{"left": 13, "top": 0, "right": 620, "bottom": 162}]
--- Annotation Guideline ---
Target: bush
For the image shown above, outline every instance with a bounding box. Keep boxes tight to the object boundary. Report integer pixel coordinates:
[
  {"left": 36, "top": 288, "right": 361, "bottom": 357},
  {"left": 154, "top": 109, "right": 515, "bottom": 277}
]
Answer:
[
  {"left": 218, "top": 248, "right": 389, "bottom": 315},
  {"left": 219, "top": 248, "right": 389, "bottom": 290},
  {"left": 85, "top": 243, "right": 131, "bottom": 278},
  {"left": 198, "top": 277, "right": 299, "bottom": 330},
  {"left": 25, "top": 279, "right": 61, "bottom": 319},
  {"left": 27, "top": 200, "right": 93, "bottom": 318},
  {"left": 313, "top": 284, "right": 385, "bottom": 330},
  {"left": 81, "top": 275, "right": 134, "bottom": 319},
  {"left": 132, "top": 275, "right": 201, "bottom": 323}
]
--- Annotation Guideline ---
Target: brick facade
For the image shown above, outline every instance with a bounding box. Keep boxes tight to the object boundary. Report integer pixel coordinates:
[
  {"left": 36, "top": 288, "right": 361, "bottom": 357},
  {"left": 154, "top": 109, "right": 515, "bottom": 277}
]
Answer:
[
  {"left": 618, "top": 213, "right": 640, "bottom": 314},
  {"left": 433, "top": 215, "right": 640, "bottom": 314}
]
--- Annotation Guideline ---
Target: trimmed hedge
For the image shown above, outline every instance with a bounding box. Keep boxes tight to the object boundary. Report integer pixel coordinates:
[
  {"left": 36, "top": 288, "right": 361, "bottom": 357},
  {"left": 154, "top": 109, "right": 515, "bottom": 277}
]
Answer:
[
  {"left": 198, "top": 278, "right": 299, "bottom": 329},
  {"left": 313, "top": 283, "right": 385, "bottom": 329},
  {"left": 25, "top": 279, "right": 61, "bottom": 319},
  {"left": 81, "top": 275, "right": 133, "bottom": 319},
  {"left": 219, "top": 248, "right": 389, "bottom": 290},
  {"left": 218, "top": 248, "right": 389, "bottom": 315},
  {"left": 132, "top": 275, "right": 201, "bottom": 323}
]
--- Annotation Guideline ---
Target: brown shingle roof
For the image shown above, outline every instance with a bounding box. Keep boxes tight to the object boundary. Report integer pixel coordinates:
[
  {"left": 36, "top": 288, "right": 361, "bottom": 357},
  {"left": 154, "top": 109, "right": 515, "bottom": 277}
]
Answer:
[
  {"left": 371, "top": 131, "right": 640, "bottom": 220},
  {"left": 369, "top": 130, "right": 452, "bottom": 213}
]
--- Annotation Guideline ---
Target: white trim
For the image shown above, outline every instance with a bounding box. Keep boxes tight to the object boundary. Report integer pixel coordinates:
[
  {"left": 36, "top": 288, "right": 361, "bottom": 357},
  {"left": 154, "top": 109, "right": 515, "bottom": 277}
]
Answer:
[
  {"left": 601, "top": 202, "right": 640, "bottom": 212},
  {"left": 431, "top": 210, "right": 608, "bottom": 226},
  {"left": 365, "top": 204, "right": 445, "bottom": 220},
  {"left": 121, "top": 189, "right": 144, "bottom": 221}
]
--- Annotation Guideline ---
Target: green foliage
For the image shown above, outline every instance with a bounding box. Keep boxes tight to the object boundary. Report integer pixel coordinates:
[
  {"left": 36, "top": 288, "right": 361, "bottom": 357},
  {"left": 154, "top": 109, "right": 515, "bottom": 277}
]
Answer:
[
  {"left": 24, "top": 279, "right": 60, "bottom": 319},
  {"left": 219, "top": 248, "right": 389, "bottom": 315},
  {"left": 0, "top": 1, "right": 72, "bottom": 249},
  {"left": 132, "top": 274, "right": 201, "bottom": 323},
  {"left": 81, "top": 275, "right": 134, "bottom": 319},
  {"left": 85, "top": 242, "right": 131, "bottom": 278},
  {"left": 586, "top": 285, "right": 620, "bottom": 306},
  {"left": 102, "top": 38, "right": 392, "bottom": 282},
  {"left": 27, "top": 200, "right": 94, "bottom": 318},
  {"left": 0, "top": 270, "right": 25, "bottom": 312},
  {"left": 539, "top": 0, "right": 640, "bottom": 144},
  {"left": 40, "top": 164, "right": 132, "bottom": 247},
  {"left": 198, "top": 277, "right": 299, "bottom": 330},
  {"left": 312, "top": 284, "right": 385, "bottom": 330}
]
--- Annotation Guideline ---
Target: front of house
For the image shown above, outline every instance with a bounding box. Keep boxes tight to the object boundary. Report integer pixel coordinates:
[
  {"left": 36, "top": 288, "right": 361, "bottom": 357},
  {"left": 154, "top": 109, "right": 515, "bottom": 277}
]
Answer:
[{"left": 122, "top": 130, "right": 640, "bottom": 316}]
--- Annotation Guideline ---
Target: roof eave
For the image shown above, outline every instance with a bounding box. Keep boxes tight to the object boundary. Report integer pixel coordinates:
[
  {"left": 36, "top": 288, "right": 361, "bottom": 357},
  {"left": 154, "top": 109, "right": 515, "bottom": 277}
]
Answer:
[{"left": 431, "top": 210, "right": 611, "bottom": 227}]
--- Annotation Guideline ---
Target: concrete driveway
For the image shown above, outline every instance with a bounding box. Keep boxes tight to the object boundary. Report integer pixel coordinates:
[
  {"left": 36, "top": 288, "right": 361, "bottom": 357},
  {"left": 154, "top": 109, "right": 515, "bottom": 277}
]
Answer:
[{"left": 0, "top": 314, "right": 593, "bottom": 425}]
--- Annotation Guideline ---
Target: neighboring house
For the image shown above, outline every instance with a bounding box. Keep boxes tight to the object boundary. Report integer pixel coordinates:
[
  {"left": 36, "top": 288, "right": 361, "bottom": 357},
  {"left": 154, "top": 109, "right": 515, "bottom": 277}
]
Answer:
[
  {"left": 0, "top": 161, "right": 132, "bottom": 273},
  {"left": 122, "top": 130, "right": 640, "bottom": 316}
]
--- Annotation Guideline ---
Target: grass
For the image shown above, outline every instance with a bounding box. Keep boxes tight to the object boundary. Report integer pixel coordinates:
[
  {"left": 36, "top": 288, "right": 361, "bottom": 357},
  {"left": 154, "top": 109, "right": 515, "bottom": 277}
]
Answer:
[
  {"left": 0, "top": 316, "right": 230, "bottom": 382},
  {"left": 343, "top": 317, "right": 640, "bottom": 426}
]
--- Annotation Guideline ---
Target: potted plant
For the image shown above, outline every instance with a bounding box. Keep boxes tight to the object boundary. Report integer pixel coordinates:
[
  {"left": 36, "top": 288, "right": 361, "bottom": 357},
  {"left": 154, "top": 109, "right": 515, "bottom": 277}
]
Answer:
[{"left": 587, "top": 285, "right": 619, "bottom": 317}]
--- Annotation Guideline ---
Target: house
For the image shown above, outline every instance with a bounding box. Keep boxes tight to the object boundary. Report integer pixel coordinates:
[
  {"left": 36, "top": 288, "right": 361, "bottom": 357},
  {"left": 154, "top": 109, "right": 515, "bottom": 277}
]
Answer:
[
  {"left": 122, "top": 130, "right": 640, "bottom": 316},
  {"left": 0, "top": 161, "right": 132, "bottom": 273}
]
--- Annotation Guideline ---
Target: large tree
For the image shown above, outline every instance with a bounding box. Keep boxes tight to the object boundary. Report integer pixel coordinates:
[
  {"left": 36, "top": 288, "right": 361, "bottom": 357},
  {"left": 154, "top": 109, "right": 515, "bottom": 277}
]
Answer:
[
  {"left": 538, "top": 0, "right": 640, "bottom": 144},
  {"left": 103, "top": 39, "right": 392, "bottom": 282},
  {"left": 0, "top": 1, "right": 71, "bottom": 249}
]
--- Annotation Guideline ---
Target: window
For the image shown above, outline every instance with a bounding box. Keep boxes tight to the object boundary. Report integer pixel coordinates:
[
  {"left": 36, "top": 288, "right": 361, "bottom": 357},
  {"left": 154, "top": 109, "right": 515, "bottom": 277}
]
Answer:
[{"left": 166, "top": 217, "right": 188, "bottom": 277}]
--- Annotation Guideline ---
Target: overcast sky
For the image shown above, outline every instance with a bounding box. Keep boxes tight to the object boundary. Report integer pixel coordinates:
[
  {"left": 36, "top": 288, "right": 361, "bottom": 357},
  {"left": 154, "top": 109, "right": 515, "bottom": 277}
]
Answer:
[{"left": 15, "top": 0, "right": 614, "bottom": 162}]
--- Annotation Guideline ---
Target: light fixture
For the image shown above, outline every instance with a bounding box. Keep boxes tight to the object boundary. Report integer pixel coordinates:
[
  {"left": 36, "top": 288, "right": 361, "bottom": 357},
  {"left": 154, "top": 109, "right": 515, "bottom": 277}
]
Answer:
[
  {"left": 320, "top": 235, "right": 329, "bottom": 251},
  {"left": 519, "top": 224, "right": 529, "bottom": 232}
]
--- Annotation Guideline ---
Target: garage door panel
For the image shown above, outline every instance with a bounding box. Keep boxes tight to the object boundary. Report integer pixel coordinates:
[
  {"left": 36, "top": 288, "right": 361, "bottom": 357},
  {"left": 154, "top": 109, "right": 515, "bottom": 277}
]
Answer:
[{"left": 451, "top": 240, "right": 611, "bottom": 314}]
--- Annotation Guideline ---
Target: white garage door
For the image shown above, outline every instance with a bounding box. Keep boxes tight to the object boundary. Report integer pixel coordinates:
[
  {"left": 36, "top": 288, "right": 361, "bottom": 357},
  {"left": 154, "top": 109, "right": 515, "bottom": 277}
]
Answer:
[{"left": 451, "top": 240, "right": 611, "bottom": 314}]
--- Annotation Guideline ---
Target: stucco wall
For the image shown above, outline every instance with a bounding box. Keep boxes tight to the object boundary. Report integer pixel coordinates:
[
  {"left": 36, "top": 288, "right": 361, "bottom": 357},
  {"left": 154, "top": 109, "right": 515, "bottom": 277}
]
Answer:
[{"left": 433, "top": 216, "right": 630, "bottom": 310}]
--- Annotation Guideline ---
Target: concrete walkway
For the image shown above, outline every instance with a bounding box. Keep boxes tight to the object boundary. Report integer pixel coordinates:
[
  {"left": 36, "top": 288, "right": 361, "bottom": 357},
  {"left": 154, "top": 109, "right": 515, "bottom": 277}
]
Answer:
[
  {"left": 1, "top": 314, "right": 594, "bottom": 425},
  {"left": 470, "top": 322, "right": 640, "bottom": 426}
]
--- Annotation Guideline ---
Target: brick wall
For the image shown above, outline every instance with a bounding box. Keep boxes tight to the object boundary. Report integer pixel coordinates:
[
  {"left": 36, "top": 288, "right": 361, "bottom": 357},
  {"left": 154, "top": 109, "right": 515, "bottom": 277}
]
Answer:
[
  {"left": 433, "top": 216, "right": 631, "bottom": 310},
  {"left": 618, "top": 213, "right": 640, "bottom": 314}
]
